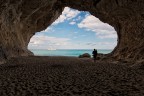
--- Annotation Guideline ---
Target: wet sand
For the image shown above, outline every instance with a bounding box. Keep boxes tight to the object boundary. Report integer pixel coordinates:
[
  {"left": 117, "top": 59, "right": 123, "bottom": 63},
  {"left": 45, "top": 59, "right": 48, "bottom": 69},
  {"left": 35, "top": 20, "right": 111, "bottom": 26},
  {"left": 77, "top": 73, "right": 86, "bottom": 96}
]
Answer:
[{"left": 0, "top": 56, "right": 144, "bottom": 96}]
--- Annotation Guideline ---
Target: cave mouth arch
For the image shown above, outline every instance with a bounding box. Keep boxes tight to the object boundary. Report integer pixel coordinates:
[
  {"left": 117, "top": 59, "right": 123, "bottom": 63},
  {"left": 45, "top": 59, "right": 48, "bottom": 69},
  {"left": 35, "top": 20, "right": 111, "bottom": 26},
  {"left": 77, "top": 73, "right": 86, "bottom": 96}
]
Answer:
[
  {"left": 0, "top": 0, "right": 144, "bottom": 64},
  {"left": 28, "top": 7, "right": 117, "bottom": 56}
]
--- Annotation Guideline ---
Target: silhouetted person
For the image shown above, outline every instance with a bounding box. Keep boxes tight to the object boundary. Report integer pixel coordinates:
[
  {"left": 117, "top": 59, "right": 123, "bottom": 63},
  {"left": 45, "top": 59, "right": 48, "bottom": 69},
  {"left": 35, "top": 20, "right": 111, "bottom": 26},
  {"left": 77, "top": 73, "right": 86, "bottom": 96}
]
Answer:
[{"left": 92, "top": 49, "right": 97, "bottom": 62}]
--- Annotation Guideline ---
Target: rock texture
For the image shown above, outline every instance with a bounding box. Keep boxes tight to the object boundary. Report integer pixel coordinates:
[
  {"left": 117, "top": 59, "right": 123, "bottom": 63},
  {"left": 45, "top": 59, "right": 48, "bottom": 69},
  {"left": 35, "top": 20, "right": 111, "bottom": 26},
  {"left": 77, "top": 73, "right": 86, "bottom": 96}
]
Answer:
[
  {"left": 0, "top": 0, "right": 144, "bottom": 63},
  {"left": 79, "top": 53, "right": 91, "bottom": 58},
  {"left": 0, "top": 56, "right": 144, "bottom": 95}
]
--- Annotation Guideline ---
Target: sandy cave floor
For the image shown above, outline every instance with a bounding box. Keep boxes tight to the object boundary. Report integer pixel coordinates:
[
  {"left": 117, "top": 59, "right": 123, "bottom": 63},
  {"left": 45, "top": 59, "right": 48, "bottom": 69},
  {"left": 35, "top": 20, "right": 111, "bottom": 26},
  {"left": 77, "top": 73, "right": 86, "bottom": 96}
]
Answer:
[{"left": 0, "top": 56, "right": 144, "bottom": 96}]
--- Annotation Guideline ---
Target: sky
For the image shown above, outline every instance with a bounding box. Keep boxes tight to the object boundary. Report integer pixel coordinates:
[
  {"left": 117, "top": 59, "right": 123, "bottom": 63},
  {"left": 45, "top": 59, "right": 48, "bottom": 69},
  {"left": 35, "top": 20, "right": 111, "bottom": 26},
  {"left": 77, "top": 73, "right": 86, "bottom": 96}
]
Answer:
[{"left": 28, "top": 7, "right": 117, "bottom": 50}]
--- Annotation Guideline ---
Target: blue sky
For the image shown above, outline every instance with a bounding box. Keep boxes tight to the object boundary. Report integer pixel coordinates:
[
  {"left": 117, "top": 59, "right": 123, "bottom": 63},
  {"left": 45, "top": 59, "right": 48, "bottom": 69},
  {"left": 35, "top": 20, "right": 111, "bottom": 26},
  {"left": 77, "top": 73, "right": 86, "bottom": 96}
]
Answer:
[{"left": 28, "top": 7, "right": 117, "bottom": 50}]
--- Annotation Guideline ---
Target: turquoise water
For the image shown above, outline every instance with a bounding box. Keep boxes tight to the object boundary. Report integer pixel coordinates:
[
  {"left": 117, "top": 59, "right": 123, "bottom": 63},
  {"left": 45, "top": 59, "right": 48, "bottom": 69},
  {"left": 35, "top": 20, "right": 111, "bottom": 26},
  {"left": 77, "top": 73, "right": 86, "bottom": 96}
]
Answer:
[{"left": 29, "top": 49, "right": 112, "bottom": 57}]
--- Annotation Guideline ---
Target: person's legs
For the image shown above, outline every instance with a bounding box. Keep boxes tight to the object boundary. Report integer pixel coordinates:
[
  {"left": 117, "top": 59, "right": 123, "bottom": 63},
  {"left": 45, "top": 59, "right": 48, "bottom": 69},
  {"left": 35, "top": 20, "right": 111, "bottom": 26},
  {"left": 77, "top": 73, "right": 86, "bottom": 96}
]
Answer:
[
  {"left": 94, "top": 56, "right": 96, "bottom": 62},
  {"left": 94, "top": 58, "right": 96, "bottom": 62}
]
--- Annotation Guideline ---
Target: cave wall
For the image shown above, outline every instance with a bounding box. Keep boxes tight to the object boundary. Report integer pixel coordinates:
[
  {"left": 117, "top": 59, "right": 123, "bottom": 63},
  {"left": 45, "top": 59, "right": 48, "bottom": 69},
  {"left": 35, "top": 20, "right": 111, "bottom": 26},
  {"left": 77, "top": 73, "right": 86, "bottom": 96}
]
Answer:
[
  {"left": 0, "top": 0, "right": 64, "bottom": 63},
  {"left": 0, "top": 0, "right": 144, "bottom": 63}
]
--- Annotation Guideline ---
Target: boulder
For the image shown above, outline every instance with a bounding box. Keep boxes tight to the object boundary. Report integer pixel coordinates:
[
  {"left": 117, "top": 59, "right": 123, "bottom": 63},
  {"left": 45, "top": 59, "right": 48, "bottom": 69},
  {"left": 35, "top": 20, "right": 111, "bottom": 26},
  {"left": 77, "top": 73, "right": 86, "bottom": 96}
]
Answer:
[{"left": 79, "top": 53, "right": 91, "bottom": 58}]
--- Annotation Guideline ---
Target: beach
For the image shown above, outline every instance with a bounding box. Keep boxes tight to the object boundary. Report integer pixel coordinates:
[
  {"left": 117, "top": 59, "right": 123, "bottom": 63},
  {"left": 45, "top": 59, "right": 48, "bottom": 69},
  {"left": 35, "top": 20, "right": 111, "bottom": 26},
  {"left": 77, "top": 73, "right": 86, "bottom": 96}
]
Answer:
[{"left": 0, "top": 56, "right": 144, "bottom": 96}]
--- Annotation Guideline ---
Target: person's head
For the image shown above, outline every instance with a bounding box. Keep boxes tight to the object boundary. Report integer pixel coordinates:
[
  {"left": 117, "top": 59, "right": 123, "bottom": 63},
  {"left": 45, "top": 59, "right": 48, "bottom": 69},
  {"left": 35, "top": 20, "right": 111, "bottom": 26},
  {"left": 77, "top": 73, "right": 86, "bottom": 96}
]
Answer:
[{"left": 94, "top": 49, "right": 96, "bottom": 51}]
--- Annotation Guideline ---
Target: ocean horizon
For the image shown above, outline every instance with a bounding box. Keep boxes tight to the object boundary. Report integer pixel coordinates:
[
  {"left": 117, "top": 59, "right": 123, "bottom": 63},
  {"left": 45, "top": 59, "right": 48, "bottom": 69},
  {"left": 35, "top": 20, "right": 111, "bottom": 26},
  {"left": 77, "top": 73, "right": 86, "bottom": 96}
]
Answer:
[{"left": 29, "top": 49, "right": 113, "bottom": 57}]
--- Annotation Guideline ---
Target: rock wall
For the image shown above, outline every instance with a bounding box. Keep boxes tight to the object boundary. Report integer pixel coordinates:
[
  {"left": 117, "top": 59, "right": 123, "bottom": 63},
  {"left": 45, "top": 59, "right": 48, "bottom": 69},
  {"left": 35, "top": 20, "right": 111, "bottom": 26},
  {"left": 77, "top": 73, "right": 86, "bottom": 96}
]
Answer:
[
  {"left": 0, "top": 0, "right": 64, "bottom": 63},
  {"left": 0, "top": 0, "right": 144, "bottom": 63}
]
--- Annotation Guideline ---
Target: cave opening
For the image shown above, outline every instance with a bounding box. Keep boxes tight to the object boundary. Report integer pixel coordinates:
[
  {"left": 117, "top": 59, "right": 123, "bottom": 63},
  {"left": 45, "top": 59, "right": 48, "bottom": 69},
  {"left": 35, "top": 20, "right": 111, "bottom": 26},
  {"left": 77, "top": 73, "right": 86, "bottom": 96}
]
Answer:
[
  {"left": 0, "top": 1, "right": 143, "bottom": 64},
  {"left": 28, "top": 7, "right": 117, "bottom": 57}
]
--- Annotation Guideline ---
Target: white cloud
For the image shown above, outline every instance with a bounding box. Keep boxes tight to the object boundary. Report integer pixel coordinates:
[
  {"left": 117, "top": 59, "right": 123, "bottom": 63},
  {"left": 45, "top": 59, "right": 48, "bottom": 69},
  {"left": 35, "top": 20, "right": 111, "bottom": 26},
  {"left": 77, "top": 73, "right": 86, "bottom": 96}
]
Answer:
[
  {"left": 84, "top": 41, "right": 117, "bottom": 49},
  {"left": 73, "top": 36, "right": 78, "bottom": 39},
  {"left": 66, "top": 41, "right": 117, "bottom": 49},
  {"left": 69, "top": 21, "right": 76, "bottom": 25},
  {"left": 81, "top": 35, "right": 86, "bottom": 37},
  {"left": 78, "top": 15, "right": 117, "bottom": 39},
  {"left": 53, "top": 7, "right": 80, "bottom": 25},
  {"left": 29, "top": 9, "right": 117, "bottom": 50},
  {"left": 72, "top": 16, "right": 82, "bottom": 22},
  {"left": 40, "top": 26, "right": 55, "bottom": 33},
  {"left": 43, "top": 27, "right": 51, "bottom": 32},
  {"left": 76, "top": 16, "right": 82, "bottom": 21},
  {"left": 74, "top": 32, "right": 78, "bottom": 34},
  {"left": 28, "top": 34, "right": 70, "bottom": 49}
]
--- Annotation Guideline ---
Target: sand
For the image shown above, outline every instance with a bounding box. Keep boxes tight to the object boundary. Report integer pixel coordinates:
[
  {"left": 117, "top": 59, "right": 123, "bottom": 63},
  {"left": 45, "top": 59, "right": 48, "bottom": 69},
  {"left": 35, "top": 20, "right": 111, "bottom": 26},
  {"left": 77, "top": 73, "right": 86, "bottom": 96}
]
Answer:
[{"left": 0, "top": 56, "right": 144, "bottom": 96}]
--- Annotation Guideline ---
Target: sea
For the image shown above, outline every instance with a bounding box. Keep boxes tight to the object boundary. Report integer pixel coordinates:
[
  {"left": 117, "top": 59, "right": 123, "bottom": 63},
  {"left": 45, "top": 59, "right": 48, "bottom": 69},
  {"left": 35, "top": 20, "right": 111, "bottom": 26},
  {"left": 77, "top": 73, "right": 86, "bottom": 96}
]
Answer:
[{"left": 29, "top": 49, "right": 112, "bottom": 57}]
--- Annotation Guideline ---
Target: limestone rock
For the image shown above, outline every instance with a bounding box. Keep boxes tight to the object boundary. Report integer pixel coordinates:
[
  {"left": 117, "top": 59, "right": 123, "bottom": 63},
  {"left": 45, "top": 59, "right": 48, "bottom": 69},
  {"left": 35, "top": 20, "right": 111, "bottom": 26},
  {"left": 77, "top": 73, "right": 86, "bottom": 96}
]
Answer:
[
  {"left": 0, "top": 0, "right": 144, "bottom": 64},
  {"left": 79, "top": 53, "right": 91, "bottom": 58}
]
